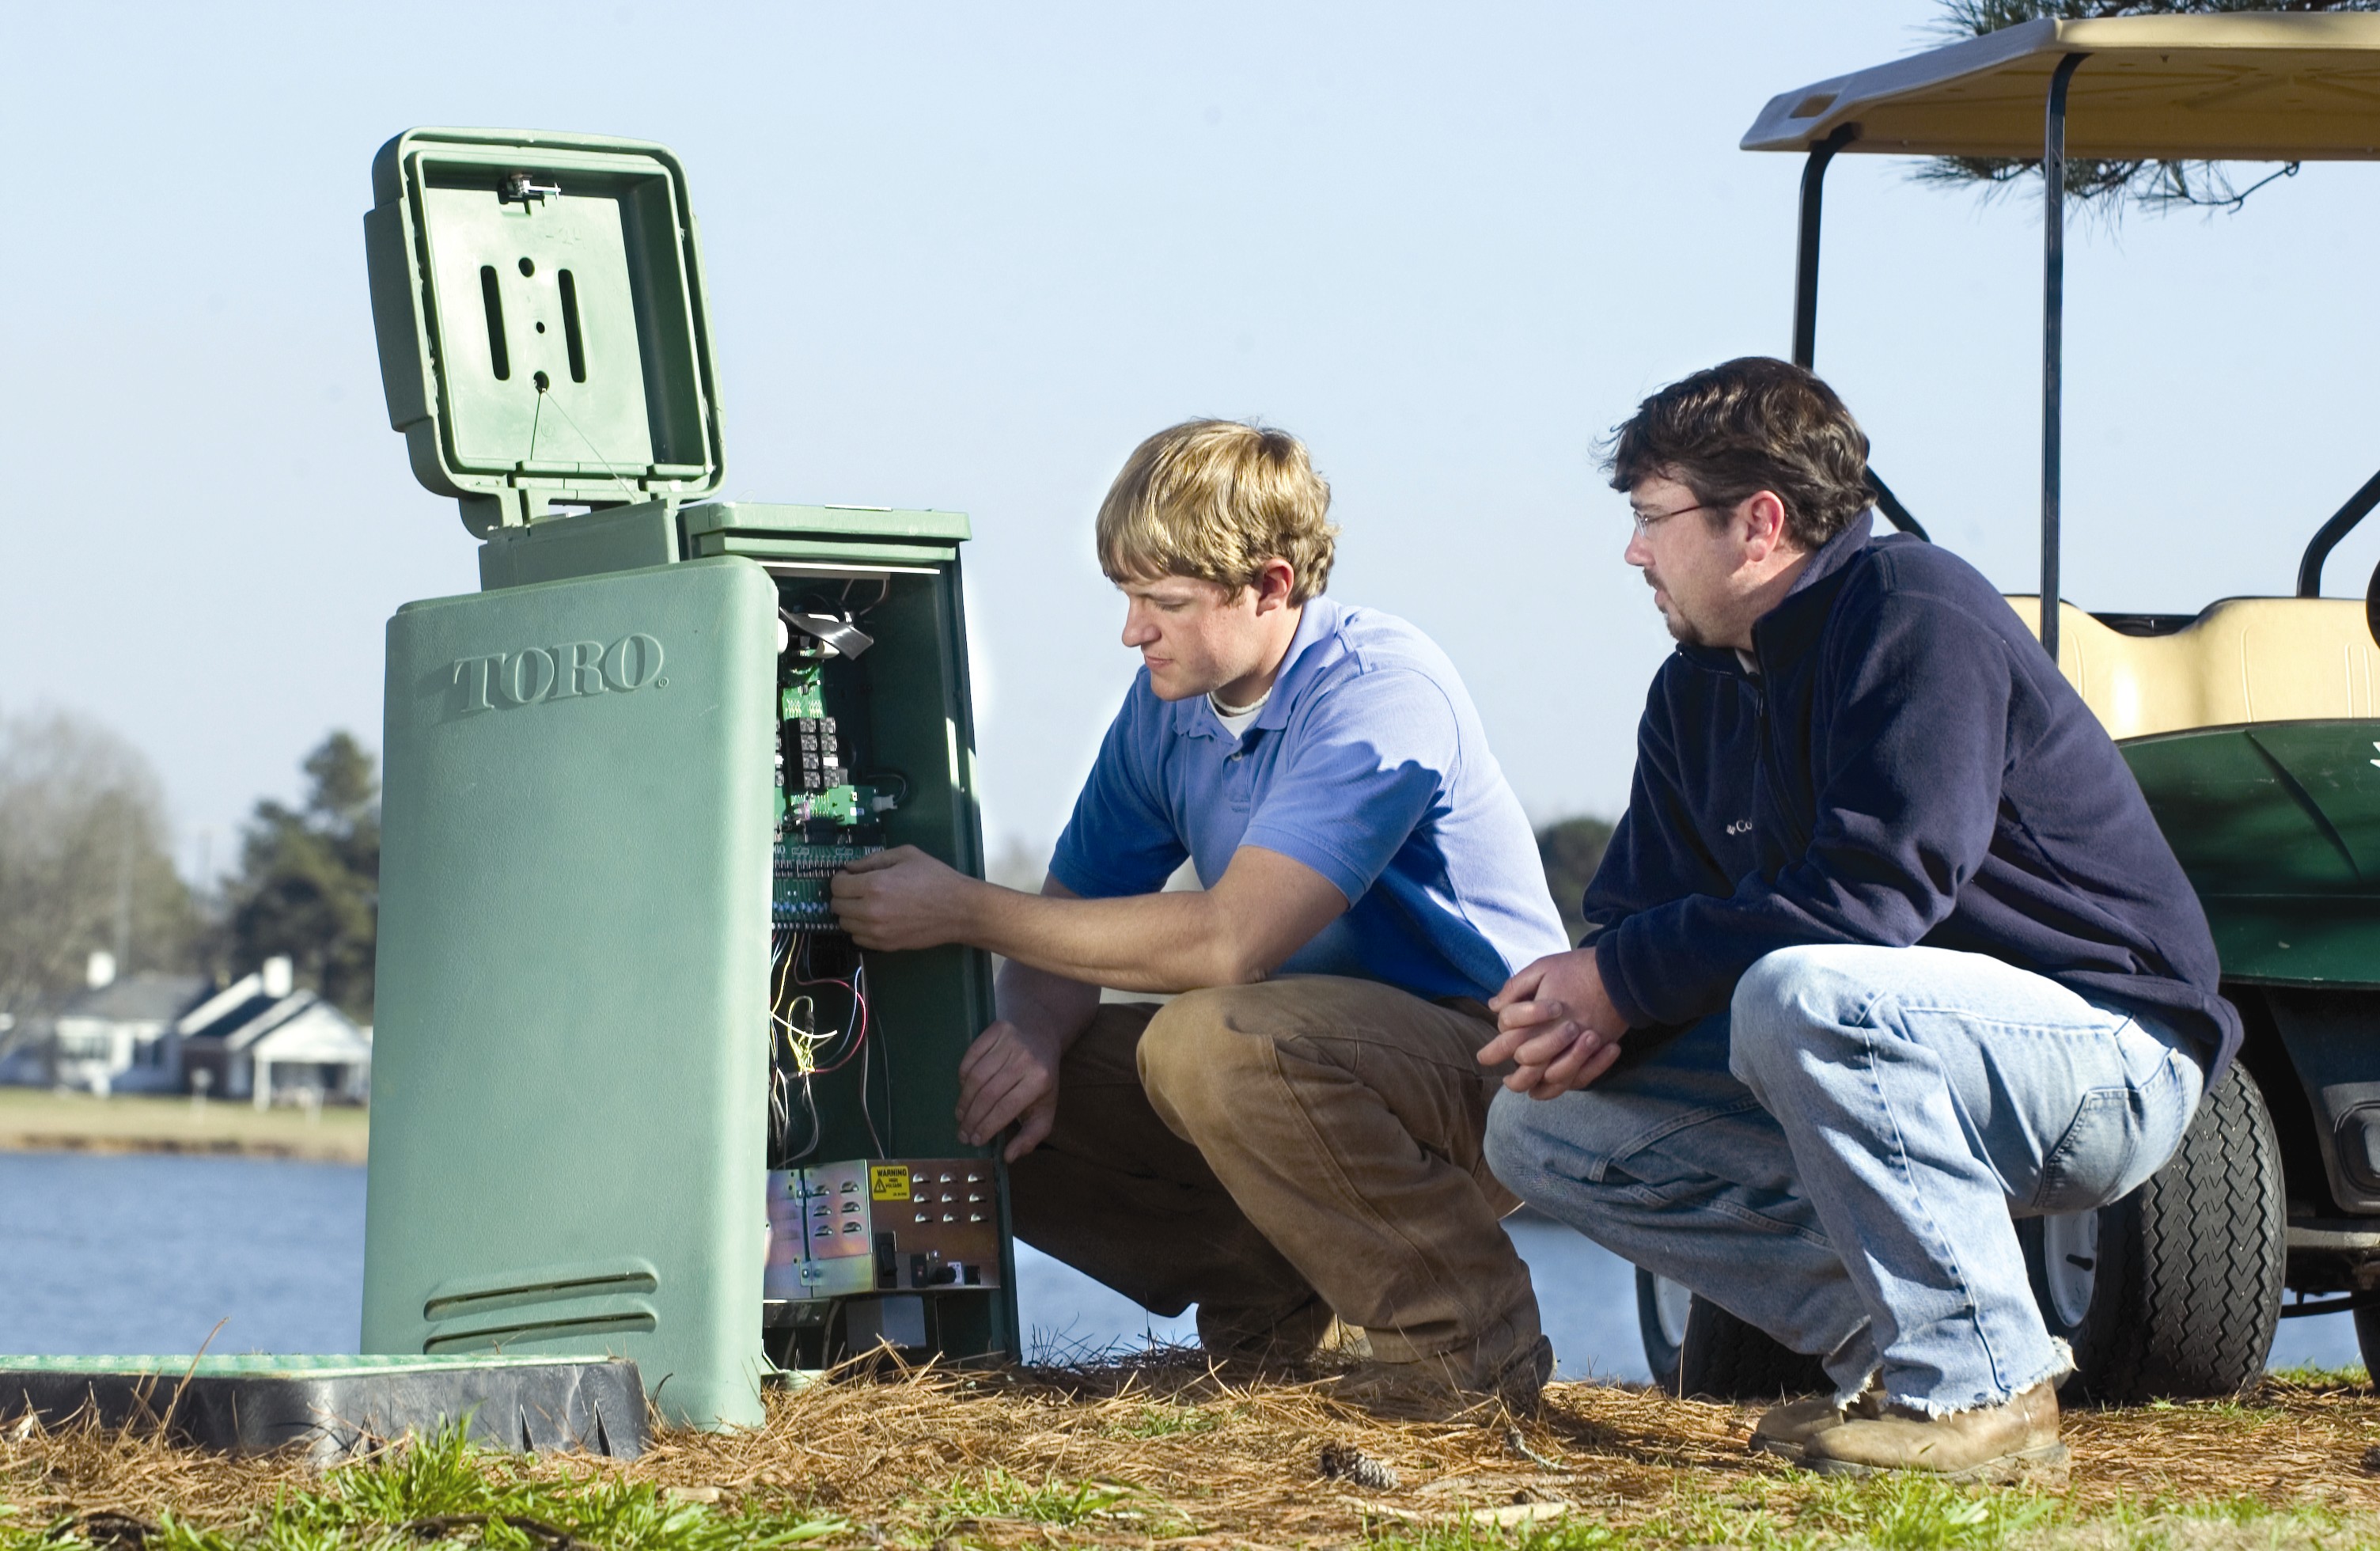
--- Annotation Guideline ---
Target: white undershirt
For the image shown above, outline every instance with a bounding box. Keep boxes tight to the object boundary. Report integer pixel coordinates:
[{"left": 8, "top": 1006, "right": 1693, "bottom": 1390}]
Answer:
[{"left": 1210, "top": 688, "right": 1271, "bottom": 738}]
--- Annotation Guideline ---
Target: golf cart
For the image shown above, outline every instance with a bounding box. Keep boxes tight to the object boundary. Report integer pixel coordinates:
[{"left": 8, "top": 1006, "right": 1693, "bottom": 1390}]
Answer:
[{"left": 1636, "top": 12, "right": 2380, "bottom": 1404}]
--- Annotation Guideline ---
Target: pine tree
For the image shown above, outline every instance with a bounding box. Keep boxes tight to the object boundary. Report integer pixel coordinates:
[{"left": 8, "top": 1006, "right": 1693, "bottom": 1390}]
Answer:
[{"left": 226, "top": 732, "right": 380, "bottom": 1019}]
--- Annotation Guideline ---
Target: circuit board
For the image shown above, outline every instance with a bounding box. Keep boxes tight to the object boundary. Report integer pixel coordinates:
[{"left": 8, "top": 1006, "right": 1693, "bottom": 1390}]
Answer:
[
  {"left": 772, "top": 842, "right": 883, "bottom": 930},
  {"left": 773, "top": 652, "right": 890, "bottom": 931}
]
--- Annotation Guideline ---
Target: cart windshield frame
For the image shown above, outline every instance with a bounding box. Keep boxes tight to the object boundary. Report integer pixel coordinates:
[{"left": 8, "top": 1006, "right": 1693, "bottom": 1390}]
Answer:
[{"left": 1748, "top": 15, "right": 2380, "bottom": 658}]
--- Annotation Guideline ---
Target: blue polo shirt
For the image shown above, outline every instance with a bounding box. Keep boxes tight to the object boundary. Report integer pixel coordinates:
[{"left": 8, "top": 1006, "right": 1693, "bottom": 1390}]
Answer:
[{"left": 1049, "top": 594, "right": 1567, "bottom": 1002}]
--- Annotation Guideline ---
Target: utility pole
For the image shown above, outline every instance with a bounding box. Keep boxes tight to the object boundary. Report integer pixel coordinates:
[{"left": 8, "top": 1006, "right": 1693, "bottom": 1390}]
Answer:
[{"left": 112, "top": 821, "right": 133, "bottom": 972}]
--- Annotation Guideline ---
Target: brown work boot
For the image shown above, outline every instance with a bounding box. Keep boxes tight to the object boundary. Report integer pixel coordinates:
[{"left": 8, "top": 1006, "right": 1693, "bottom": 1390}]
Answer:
[
  {"left": 1198, "top": 1294, "right": 1342, "bottom": 1372},
  {"left": 1324, "top": 1334, "right": 1554, "bottom": 1422},
  {"left": 1749, "top": 1376, "right": 1882, "bottom": 1463},
  {"left": 1313, "top": 1316, "right": 1374, "bottom": 1364},
  {"left": 1800, "top": 1380, "right": 2067, "bottom": 1485}
]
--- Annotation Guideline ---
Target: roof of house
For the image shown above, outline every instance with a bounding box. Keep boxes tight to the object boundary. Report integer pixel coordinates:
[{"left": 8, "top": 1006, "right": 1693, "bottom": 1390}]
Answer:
[
  {"left": 241, "top": 999, "right": 373, "bottom": 1062},
  {"left": 1744, "top": 13, "right": 2380, "bottom": 161},
  {"left": 181, "top": 987, "right": 371, "bottom": 1060},
  {"left": 179, "top": 991, "right": 283, "bottom": 1044},
  {"left": 51, "top": 973, "right": 211, "bottom": 1027}
]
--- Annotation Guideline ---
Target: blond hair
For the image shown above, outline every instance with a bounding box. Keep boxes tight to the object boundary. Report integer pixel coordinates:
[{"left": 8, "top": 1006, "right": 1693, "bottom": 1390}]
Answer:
[{"left": 1096, "top": 419, "right": 1337, "bottom": 604}]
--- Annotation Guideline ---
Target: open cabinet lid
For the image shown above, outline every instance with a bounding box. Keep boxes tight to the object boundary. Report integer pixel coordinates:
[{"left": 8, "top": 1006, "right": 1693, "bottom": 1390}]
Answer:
[{"left": 366, "top": 129, "right": 726, "bottom": 535}]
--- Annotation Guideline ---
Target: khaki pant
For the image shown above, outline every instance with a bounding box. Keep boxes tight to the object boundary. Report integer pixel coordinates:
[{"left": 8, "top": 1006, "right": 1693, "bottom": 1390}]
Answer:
[{"left": 1008, "top": 975, "right": 1541, "bottom": 1368}]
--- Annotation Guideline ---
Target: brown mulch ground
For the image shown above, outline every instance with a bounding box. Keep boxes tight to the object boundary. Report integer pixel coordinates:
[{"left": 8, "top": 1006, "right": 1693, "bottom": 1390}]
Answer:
[{"left": 9, "top": 1359, "right": 2380, "bottom": 1545}]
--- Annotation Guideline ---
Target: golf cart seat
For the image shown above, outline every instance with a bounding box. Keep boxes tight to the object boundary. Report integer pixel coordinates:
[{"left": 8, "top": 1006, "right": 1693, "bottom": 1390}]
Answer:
[{"left": 2003, "top": 595, "right": 2380, "bottom": 741}]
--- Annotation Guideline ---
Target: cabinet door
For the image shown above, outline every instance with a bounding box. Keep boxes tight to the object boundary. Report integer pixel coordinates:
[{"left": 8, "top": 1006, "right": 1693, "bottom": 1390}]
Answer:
[{"left": 365, "top": 557, "right": 775, "bottom": 1428}]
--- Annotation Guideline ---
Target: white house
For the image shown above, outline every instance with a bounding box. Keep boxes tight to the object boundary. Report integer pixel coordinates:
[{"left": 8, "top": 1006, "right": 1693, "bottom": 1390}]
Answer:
[
  {"left": 176, "top": 958, "right": 373, "bottom": 1107},
  {"left": 20, "top": 953, "right": 212, "bottom": 1095}
]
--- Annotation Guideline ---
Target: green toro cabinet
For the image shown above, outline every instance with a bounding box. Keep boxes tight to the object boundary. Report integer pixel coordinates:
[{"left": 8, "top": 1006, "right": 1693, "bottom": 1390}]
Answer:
[{"left": 361, "top": 128, "right": 1016, "bottom": 1428}]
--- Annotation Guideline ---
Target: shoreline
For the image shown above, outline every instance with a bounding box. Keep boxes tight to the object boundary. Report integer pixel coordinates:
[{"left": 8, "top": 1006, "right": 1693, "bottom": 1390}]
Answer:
[
  {"left": 0, "top": 1089, "right": 369, "bottom": 1165},
  {"left": 0, "top": 1132, "right": 366, "bottom": 1163}
]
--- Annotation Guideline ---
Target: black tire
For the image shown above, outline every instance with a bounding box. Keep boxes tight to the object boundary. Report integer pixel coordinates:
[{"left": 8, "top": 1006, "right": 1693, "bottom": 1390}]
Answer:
[
  {"left": 2019, "top": 1060, "right": 2284, "bottom": 1403},
  {"left": 1635, "top": 1265, "right": 1829, "bottom": 1400}
]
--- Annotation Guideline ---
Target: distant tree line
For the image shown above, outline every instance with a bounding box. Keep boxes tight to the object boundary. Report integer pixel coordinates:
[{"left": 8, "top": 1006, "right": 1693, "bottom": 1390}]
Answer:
[
  {"left": 0, "top": 714, "right": 379, "bottom": 1035},
  {"left": 1536, "top": 815, "right": 1613, "bottom": 946}
]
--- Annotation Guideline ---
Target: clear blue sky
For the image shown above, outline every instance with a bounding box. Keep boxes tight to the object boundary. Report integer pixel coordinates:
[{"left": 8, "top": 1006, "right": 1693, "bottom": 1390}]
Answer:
[{"left": 6, "top": 2, "right": 2378, "bottom": 872}]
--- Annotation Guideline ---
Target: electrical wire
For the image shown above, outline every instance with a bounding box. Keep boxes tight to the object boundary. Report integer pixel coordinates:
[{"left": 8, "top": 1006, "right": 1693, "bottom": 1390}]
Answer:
[
  {"left": 836, "top": 575, "right": 892, "bottom": 617},
  {"left": 769, "top": 930, "right": 880, "bottom": 1161},
  {"left": 790, "top": 935, "right": 871, "bottom": 1076},
  {"left": 855, "top": 768, "right": 911, "bottom": 807}
]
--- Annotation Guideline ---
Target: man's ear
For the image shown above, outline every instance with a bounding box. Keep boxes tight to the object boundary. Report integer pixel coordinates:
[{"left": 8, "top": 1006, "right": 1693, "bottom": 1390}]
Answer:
[
  {"left": 1742, "top": 491, "right": 1792, "bottom": 561},
  {"left": 1251, "top": 557, "right": 1298, "bottom": 614}
]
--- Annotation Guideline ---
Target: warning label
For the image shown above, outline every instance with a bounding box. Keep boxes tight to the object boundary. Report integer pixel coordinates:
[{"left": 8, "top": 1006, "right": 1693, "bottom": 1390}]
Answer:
[{"left": 870, "top": 1164, "right": 912, "bottom": 1201}]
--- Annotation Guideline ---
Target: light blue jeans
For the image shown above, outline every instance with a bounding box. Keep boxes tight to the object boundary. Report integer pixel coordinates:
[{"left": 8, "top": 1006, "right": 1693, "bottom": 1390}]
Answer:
[{"left": 1484, "top": 945, "right": 2204, "bottom": 1413}]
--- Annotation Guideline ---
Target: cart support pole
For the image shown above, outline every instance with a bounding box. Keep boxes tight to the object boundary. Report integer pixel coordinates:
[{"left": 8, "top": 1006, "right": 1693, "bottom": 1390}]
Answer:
[
  {"left": 2040, "top": 52, "right": 2086, "bottom": 666},
  {"left": 1791, "top": 124, "right": 1859, "bottom": 370},
  {"left": 2295, "top": 466, "right": 2380, "bottom": 597},
  {"left": 1791, "top": 123, "right": 1931, "bottom": 541}
]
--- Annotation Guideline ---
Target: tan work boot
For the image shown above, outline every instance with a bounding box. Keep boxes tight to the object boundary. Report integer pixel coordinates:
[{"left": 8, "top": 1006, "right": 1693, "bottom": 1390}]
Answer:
[
  {"left": 1325, "top": 1334, "right": 1554, "bottom": 1422},
  {"left": 1799, "top": 1380, "right": 2067, "bottom": 1485},
  {"left": 1749, "top": 1376, "right": 1882, "bottom": 1463}
]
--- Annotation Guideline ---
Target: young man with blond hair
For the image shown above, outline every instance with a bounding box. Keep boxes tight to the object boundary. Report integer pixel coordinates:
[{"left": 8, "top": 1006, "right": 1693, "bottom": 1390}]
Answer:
[{"left": 834, "top": 419, "right": 1567, "bottom": 1414}]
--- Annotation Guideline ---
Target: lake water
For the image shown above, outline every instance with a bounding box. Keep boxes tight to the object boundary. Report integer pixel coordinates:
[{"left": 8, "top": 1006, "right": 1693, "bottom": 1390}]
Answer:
[{"left": 0, "top": 1152, "right": 2358, "bottom": 1379}]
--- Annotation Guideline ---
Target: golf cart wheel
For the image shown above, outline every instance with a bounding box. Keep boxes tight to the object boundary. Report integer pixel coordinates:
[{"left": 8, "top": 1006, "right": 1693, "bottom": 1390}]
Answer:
[
  {"left": 2020, "top": 1060, "right": 2284, "bottom": 1403},
  {"left": 1635, "top": 1266, "right": 1829, "bottom": 1399}
]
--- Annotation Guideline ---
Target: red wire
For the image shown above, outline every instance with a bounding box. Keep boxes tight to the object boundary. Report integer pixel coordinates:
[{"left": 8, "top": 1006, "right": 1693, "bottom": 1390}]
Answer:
[{"left": 788, "top": 932, "right": 872, "bottom": 1074}]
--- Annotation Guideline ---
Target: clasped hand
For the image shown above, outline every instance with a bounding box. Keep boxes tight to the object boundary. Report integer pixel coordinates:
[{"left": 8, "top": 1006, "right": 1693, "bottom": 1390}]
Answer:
[{"left": 1477, "top": 946, "right": 1628, "bottom": 1098}]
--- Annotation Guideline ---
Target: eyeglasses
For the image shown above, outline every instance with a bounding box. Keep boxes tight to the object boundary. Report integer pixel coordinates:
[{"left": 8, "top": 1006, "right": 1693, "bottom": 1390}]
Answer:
[{"left": 1629, "top": 502, "right": 1713, "bottom": 535}]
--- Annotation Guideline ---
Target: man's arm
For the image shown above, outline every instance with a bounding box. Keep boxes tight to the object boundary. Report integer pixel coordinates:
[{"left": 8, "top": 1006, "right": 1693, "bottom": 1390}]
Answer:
[
  {"left": 953, "top": 876, "right": 1103, "bottom": 1161},
  {"left": 1477, "top": 674, "right": 1726, "bottom": 1099},
  {"left": 1600, "top": 587, "right": 2013, "bottom": 1031},
  {"left": 833, "top": 843, "right": 1347, "bottom": 992}
]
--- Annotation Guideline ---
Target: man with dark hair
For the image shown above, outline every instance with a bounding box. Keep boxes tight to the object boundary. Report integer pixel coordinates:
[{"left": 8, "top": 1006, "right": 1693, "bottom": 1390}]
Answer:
[{"left": 1481, "top": 358, "right": 2238, "bottom": 1482}]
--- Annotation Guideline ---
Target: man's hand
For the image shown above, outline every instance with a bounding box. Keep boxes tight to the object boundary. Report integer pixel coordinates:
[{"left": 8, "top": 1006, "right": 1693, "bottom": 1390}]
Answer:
[
  {"left": 956, "top": 1018, "right": 1064, "bottom": 1162},
  {"left": 831, "top": 846, "right": 978, "bottom": 951},
  {"left": 1479, "top": 947, "right": 1628, "bottom": 1099}
]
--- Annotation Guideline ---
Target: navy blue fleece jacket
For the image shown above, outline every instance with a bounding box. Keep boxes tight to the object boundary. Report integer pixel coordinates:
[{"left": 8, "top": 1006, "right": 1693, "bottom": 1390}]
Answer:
[{"left": 1586, "top": 511, "right": 2241, "bottom": 1076}]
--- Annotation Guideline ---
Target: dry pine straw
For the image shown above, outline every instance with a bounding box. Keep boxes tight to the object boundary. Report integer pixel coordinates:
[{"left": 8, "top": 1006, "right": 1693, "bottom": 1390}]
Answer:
[{"left": 10, "top": 1359, "right": 2380, "bottom": 1545}]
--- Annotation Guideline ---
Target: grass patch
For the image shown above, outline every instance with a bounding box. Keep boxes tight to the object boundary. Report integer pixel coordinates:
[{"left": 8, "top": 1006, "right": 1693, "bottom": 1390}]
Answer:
[
  {"left": 930, "top": 1465, "right": 1131, "bottom": 1528},
  {"left": 4, "top": 1428, "right": 847, "bottom": 1551},
  {"left": 1369, "top": 1474, "right": 2061, "bottom": 1551},
  {"left": 1370, "top": 1477, "right": 2363, "bottom": 1550},
  {"left": 0, "top": 1087, "right": 368, "bottom": 1164},
  {"left": 2265, "top": 1363, "right": 2370, "bottom": 1390},
  {"left": 1109, "top": 1400, "right": 1229, "bottom": 1439},
  {"left": 9, "top": 1359, "right": 2380, "bottom": 1547}
]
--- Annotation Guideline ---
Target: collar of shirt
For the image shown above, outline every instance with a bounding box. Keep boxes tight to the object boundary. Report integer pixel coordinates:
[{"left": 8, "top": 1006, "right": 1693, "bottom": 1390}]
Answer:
[{"left": 1173, "top": 594, "right": 1347, "bottom": 743}]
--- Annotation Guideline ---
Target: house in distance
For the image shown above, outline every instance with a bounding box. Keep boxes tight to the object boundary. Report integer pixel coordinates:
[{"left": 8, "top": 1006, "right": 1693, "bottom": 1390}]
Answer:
[
  {"left": 0, "top": 954, "right": 371, "bottom": 1105},
  {"left": 177, "top": 958, "right": 373, "bottom": 1107}
]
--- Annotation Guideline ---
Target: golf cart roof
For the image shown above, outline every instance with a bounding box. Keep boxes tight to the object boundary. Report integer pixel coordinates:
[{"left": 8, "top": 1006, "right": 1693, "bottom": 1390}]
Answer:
[{"left": 1745, "top": 13, "right": 2380, "bottom": 161}]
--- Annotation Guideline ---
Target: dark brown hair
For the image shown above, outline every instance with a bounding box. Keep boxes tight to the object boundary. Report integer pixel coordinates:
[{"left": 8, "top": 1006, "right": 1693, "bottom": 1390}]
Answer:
[{"left": 1605, "top": 358, "right": 1872, "bottom": 550}]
